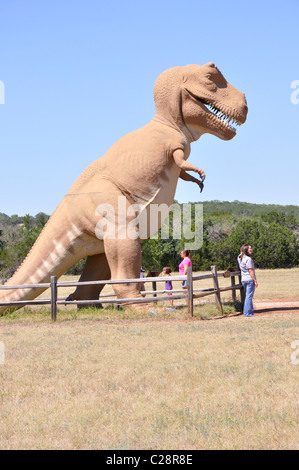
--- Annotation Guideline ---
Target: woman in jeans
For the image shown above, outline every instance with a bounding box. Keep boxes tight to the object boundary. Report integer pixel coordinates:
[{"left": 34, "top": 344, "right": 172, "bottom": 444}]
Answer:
[{"left": 237, "top": 244, "right": 258, "bottom": 316}]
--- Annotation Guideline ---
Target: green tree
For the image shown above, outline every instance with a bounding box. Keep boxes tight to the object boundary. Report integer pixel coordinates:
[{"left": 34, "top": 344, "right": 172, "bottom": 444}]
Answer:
[
  {"left": 0, "top": 230, "right": 6, "bottom": 277},
  {"left": 141, "top": 237, "right": 181, "bottom": 272},
  {"left": 254, "top": 223, "right": 298, "bottom": 268},
  {"left": 208, "top": 218, "right": 299, "bottom": 269},
  {"left": 35, "top": 212, "right": 50, "bottom": 228}
]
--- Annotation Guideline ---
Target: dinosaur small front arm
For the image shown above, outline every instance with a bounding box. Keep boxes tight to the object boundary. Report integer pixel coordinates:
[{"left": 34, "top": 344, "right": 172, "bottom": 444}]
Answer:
[{"left": 174, "top": 149, "right": 206, "bottom": 192}]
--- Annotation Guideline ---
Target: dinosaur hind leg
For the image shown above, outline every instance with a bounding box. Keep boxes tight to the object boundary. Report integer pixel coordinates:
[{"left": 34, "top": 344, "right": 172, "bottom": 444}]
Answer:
[
  {"left": 104, "top": 237, "right": 142, "bottom": 301},
  {"left": 90, "top": 180, "right": 143, "bottom": 303},
  {"left": 66, "top": 253, "right": 111, "bottom": 309}
]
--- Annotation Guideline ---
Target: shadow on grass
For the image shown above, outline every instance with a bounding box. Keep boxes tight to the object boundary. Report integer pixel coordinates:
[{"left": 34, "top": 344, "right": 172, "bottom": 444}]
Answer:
[{"left": 254, "top": 307, "right": 299, "bottom": 315}]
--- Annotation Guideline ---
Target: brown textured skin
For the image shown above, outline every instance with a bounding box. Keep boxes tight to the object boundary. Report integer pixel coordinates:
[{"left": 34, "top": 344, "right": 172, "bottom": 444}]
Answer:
[{"left": 0, "top": 63, "right": 247, "bottom": 312}]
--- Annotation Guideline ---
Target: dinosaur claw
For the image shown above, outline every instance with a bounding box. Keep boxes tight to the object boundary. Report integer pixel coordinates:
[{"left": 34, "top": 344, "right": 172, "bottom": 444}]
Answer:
[{"left": 199, "top": 181, "right": 204, "bottom": 193}]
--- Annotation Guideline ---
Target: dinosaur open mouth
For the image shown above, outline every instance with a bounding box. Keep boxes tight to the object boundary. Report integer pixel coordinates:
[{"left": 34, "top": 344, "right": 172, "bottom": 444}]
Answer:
[{"left": 194, "top": 96, "right": 242, "bottom": 133}]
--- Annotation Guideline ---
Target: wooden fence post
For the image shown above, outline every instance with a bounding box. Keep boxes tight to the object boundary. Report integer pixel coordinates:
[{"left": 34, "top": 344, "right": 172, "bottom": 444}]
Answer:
[
  {"left": 152, "top": 280, "right": 157, "bottom": 302},
  {"left": 187, "top": 266, "right": 193, "bottom": 317},
  {"left": 51, "top": 276, "right": 57, "bottom": 322},
  {"left": 211, "top": 265, "right": 223, "bottom": 314},
  {"left": 231, "top": 275, "right": 236, "bottom": 302}
]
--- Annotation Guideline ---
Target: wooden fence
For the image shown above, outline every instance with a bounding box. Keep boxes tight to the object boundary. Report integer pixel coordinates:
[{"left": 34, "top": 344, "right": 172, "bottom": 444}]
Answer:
[{"left": 0, "top": 266, "right": 244, "bottom": 321}]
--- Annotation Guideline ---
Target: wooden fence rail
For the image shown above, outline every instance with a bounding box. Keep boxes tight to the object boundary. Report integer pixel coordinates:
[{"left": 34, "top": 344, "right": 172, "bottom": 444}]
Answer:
[{"left": 0, "top": 266, "right": 243, "bottom": 321}]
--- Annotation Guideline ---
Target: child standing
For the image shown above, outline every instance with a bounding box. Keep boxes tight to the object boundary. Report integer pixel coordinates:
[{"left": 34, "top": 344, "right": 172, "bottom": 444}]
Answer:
[{"left": 163, "top": 267, "right": 173, "bottom": 306}]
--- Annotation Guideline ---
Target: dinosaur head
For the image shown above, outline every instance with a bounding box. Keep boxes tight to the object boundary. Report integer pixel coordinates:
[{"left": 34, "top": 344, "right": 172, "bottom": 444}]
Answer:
[{"left": 154, "top": 63, "right": 248, "bottom": 141}]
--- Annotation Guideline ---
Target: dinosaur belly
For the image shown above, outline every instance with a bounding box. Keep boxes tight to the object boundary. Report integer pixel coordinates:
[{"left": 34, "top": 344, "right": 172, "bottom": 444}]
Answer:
[
  {"left": 152, "top": 164, "right": 181, "bottom": 207},
  {"left": 138, "top": 164, "right": 181, "bottom": 239}
]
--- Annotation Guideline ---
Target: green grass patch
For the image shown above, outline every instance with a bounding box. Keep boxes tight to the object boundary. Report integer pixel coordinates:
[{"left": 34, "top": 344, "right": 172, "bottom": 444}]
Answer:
[{"left": 0, "top": 300, "right": 243, "bottom": 326}]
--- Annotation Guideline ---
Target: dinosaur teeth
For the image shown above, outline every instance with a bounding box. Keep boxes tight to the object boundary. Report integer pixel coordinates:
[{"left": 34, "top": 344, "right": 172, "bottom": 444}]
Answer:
[
  {"left": 201, "top": 99, "right": 240, "bottom": 132},
  {"left": 210, "top": 105, "right": 239, "bottom": 131}
]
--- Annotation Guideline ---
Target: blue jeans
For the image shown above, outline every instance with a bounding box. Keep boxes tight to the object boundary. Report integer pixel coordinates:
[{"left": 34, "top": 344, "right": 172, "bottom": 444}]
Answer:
[{"left": 242, "top": 280, "right": 255, "bottom": 316}]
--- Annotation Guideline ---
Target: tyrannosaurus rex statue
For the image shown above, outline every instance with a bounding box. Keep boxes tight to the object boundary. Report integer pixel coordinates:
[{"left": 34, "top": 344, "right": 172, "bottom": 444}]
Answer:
[{"left": 0, "top": 63, "right": 247, "bottom": 312}]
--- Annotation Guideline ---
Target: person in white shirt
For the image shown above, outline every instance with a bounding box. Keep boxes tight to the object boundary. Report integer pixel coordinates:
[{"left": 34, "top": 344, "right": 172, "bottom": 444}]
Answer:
[{"left": 237, "top": 244, "right": 258, "bottom": 317}]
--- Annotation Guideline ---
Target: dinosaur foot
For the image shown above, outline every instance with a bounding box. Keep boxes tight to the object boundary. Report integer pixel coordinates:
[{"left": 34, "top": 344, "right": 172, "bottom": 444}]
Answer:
[
  {"left": 64, "top": 295, "right": 103, "bottom": 309},
  {"left": 120, "top": 301, "right": 148, "bottom": 308}
]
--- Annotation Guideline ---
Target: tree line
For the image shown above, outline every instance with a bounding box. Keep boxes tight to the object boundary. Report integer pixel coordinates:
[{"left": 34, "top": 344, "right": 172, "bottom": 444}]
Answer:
[
  {"left": 141, "top": 208, "right": 299, "bottom": 272},
  {"left": 0, "top": 202, "right": 299, "bottom": 280}
]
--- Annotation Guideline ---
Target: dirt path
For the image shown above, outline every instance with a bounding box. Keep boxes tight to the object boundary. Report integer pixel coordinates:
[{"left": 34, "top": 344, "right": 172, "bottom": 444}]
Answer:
[{"left": 207, "top": 299, "right": 299, "bottom": 320}]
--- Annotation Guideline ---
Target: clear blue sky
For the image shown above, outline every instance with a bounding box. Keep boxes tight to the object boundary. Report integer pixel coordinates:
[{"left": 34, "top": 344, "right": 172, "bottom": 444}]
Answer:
[{"left": 0, "top": 0, "right": 298, "bottom": 216}]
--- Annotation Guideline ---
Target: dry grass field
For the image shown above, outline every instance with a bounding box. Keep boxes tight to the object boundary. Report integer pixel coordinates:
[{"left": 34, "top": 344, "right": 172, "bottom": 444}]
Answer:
[{"left": 0, "top": 269, "right": 298, "bottom": 450}]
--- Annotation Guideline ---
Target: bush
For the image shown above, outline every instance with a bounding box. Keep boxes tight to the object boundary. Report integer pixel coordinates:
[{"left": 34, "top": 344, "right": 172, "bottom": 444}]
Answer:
[{"left": 206, "top": 218, "right": 299, "bottom": 269}]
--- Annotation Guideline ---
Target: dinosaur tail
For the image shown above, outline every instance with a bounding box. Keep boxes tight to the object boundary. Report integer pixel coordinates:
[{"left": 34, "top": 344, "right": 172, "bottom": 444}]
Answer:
[{"left": 0, "top": 199, "right": 87, "bottom": 314}]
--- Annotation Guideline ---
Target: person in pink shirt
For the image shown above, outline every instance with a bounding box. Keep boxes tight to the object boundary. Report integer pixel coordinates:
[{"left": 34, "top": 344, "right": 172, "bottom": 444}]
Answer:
[{"left": 179, "top": 250, "right": 192, "bottom": 304}]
